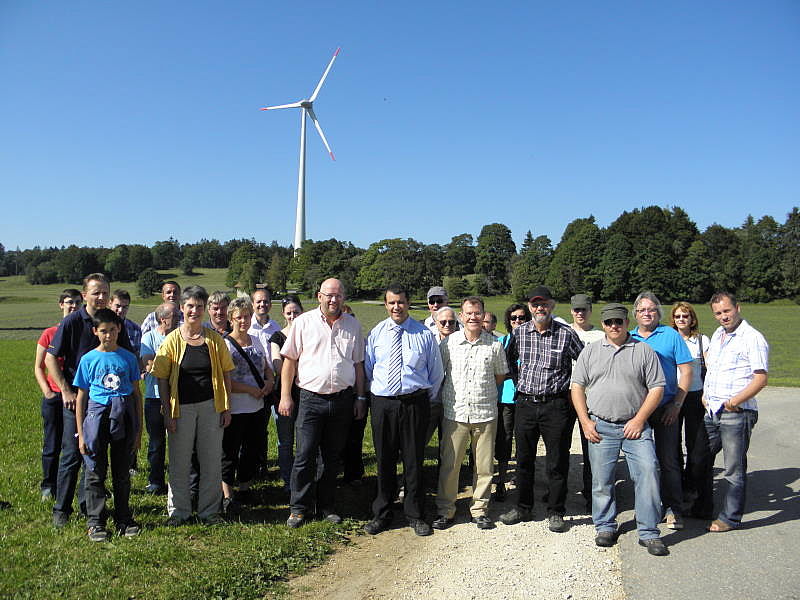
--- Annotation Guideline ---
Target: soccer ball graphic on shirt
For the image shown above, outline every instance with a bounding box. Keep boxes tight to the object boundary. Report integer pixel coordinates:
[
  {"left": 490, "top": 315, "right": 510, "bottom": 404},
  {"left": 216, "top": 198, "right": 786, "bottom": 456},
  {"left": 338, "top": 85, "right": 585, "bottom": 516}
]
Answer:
[{"left": 102, "top": 372, "right": 121, "bottom": 391}]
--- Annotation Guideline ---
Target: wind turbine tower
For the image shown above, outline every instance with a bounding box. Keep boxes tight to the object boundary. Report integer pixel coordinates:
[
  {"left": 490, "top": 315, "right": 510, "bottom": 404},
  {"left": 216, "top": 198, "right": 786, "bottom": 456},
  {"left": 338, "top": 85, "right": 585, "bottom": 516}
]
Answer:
[{"left": 261, "top": 47, "right": 340, "bottom": 253}]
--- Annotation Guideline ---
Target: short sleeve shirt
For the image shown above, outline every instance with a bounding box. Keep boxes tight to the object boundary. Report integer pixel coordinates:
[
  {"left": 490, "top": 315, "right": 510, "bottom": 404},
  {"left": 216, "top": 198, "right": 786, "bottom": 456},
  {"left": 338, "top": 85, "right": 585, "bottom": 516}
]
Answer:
[
  {"left": 38, "top": 325, "right": 63, "bottom": 393},
  {"left": 140, "top": 329, "right": 167, "bottom": 399},
  {"left": 280, "top": 308, "right": 366, "bottom": 394},
  {"left": 440, "top": 330, "right": 509, "bottom": 423},
  {"left": 630, "top": 324, "right": 692, "bottom": 404},
  {"left": 225, "top": 335, "right": 268, "bottom": 414},
  {"left": 73, "top": 348, "right": 140, "bottom": 406}
]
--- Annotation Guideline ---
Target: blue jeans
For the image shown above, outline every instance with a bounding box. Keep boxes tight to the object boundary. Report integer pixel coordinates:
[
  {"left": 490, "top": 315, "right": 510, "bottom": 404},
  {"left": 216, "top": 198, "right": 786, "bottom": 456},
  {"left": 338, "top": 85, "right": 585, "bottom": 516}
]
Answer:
[
  {"left": 290, "top": 388, "right": 353, "bottom": 515},
  {"left": 144, "top": 399, "right": 166, "bottom": 488},
  {"left": 704, "top": 409, "right": 758, "bottom": 528},
  {"left": 41, "top": 393, "right": 64, "bottom": 494},
  {"left": 53, "top": 406, "right": 86, "bottom": 518},
  {"left": 588, "top": 417, "right": 662, "bottom": 540}
]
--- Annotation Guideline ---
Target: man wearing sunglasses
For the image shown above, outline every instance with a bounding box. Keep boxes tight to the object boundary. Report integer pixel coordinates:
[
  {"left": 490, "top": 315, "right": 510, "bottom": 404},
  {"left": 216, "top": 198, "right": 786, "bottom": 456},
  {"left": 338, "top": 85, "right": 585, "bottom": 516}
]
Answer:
[
  {"left": 423, "top": 286, "right": 460, "bottom": 335},
  {"left": 500, "top": 286, "right": 584, "bottom": 534},
  {"left": 571, "top": 303, "right": 668, "bottom": 555}
]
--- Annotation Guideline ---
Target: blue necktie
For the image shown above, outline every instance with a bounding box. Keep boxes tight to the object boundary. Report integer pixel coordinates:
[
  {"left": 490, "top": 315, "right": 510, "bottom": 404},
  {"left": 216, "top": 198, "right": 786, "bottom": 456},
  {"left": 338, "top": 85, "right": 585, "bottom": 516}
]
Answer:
[{"left": 387, "top": 325, "right": 403, "bottom": 395}]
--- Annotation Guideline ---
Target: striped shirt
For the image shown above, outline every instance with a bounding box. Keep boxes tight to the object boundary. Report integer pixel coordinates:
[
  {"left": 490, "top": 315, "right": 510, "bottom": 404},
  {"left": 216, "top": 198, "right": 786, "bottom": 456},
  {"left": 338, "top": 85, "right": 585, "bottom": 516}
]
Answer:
[
  {"left": 703, "top": 319, "right": 769, "bottom": 413},
  {"left": 507, "top": 319, "right": 584, "bottom": 396},
  {"left": 439, "top": 330, "right": 508, "bottom": 423}
]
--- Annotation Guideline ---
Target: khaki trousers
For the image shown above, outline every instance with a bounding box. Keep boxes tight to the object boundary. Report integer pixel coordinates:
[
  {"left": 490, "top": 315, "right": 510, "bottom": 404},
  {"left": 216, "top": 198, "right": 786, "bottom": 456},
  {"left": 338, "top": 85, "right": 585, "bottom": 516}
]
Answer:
[{"left": 435, "top": 417, "right": 497, "bottom": 518}]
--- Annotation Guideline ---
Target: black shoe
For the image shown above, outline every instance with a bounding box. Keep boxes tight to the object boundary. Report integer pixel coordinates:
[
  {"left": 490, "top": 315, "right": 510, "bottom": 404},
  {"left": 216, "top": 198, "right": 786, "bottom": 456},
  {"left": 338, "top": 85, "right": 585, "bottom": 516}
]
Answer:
[
  {"left": 595, "top": 531, "right": 617, "bottom": 547},
  {"left": 493, "top": 482, "right": 506, "bottom": 502},
  {"left": 639, "top": 538, "right": 669, "bottom": 556},
  {"left": 145, "top": 484, "right": 167, "bottom": 495},
  {"left": 499, "top": 507, "right": 533, "bottom": 525},
  {"left": 548, "top": 514, "right": 568, "bottom": 533},
  {"left": 431, "top": 515, "right": 454, "bottom": 530},
  {"left": 116, "top": 520, "right": 141, "bottom": 537},
  {"left": 472, "top": 515, "right": 495, "bottom": 530},
  {"left": 87, "top": 525, "right": 109, "bottom": 542},
  {"left": 234, "top": 489, "right": 254, "bottom": 504},
  {"left": 222, "top": 497, "right": 242, "bottom": 516},
  {"left": 53, "top": 512, "right": 69, "bottom": 529},
  {"left": 409, "top": 518, "right": 433, "bottom": 536},
  {"left": 321, "top": 511, "right": 342, "bottom": 524},
  {"left": 364, "top": 518, "right": 391, "bottom": 535}
]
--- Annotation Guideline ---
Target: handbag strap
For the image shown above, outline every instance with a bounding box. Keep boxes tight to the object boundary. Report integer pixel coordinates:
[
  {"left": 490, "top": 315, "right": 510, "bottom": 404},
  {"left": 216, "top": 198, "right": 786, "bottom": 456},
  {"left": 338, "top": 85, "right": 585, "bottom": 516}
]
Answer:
[{"left": 224, "top": 333, "right": 265, "bottom": 389}]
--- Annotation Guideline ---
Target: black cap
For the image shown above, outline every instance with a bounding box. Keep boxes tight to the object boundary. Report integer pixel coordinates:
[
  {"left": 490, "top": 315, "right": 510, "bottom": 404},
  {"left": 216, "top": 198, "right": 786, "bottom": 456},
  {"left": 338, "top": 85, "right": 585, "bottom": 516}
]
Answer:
[{"left": 527, "top": 286, "right": 553, "bottom": 303}]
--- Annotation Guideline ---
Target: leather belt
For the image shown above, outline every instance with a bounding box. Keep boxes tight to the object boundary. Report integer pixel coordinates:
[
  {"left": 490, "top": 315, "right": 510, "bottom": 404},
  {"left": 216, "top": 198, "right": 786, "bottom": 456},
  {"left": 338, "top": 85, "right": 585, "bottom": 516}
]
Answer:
[{"left": 516, "top": 391, "right": 566, "bottom": 404}]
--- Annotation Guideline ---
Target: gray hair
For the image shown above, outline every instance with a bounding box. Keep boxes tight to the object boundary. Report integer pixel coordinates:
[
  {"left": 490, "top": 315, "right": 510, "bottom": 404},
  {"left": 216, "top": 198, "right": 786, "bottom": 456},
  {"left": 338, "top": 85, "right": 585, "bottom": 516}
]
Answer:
[
  {"left": 633, "top": 291, "right": 663, "bottom": 320},
  {"left": 180, "top": 285, "right": 208, "bottom": 306},
  {"left": 208, "top": 290, "right": 230, "bottom": 307},
  {"left": 434, "top": 306, "right": 456, "bottom": 320},
  {"left": 155, "top": 302, "right": 178, "bottom": 321}
]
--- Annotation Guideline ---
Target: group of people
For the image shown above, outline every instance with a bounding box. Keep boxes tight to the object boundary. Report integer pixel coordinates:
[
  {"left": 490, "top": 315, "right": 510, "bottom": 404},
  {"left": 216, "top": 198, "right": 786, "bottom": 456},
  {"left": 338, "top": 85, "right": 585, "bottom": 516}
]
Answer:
[{"left": 35, "top": 275, "right": 768, "bottom": 556}]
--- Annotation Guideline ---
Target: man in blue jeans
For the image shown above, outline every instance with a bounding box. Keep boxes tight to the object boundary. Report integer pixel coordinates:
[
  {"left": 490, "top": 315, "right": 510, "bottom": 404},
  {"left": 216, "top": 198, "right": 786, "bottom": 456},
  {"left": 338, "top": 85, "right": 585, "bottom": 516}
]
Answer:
[
  {"left": 702, "top": 291, "right": 768, "bottom": 533},
  {"left": 571, "top": 303, "right": 669, "bottom": 556}
]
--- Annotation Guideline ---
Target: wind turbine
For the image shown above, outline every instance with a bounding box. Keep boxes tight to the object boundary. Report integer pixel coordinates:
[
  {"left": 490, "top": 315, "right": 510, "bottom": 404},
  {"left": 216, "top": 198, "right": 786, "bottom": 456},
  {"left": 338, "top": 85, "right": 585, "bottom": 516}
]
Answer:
[{"left": 261, "top": 47, "right": 340, "bottom": 253}]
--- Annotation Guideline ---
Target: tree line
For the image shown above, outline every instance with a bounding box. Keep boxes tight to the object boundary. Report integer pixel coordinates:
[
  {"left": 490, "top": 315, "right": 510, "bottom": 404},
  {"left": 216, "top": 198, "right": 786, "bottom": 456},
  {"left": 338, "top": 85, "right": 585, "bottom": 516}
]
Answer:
[{"left": 2, "top": 205, "right": 798, "bottom": 304}]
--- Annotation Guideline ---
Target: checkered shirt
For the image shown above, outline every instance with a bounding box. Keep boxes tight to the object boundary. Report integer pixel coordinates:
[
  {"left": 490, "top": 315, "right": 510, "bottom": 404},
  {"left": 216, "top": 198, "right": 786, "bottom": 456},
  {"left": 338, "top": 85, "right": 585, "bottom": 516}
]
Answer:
[{"left": 508, "top": 319, "right": 584, "bottom": 396}]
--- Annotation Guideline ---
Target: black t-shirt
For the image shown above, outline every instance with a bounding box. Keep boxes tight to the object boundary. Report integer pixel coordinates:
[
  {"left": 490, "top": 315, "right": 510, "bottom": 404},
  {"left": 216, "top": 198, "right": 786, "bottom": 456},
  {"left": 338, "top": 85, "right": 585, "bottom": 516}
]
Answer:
[{"left": 178, "top": 343, "right": 214, "bottom": 404}]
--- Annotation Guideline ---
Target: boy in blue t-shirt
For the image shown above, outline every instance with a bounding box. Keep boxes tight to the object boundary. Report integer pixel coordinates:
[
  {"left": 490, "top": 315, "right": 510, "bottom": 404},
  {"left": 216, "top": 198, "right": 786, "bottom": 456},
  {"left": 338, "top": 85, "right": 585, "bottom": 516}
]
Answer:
[{"left": 74, "top": 308, "right": 142, "bottom": 542}]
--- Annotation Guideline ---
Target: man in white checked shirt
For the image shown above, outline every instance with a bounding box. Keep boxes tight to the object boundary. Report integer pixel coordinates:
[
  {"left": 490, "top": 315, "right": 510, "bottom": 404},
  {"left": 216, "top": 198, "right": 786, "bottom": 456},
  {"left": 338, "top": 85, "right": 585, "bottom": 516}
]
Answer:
[
  {"left": 363, "top": 284, "right": 444, "bottom": 537},
  {"left": 433, "top": 296, "right": 508, "bottom": 531},
  {"left": 702, "top": 291, "right": 768, "bottom": 533}
]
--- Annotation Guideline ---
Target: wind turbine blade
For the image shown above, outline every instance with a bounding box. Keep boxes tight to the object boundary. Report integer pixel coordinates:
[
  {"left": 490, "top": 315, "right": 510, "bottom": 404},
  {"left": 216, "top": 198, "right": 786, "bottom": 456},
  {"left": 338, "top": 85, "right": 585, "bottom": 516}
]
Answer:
[
  {"left": 306, "top": 107, "right": 335, "bottom": 161},
  {"left": 308, "top": 47, "right": 340, "bottom": 103},
  {"left": 260, "top": 101, "right": 303, "bottom": 111}
]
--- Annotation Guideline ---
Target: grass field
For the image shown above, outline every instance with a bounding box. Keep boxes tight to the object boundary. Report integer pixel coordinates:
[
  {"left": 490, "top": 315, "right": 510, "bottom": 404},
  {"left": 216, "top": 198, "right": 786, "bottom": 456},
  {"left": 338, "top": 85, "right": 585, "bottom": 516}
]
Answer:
[{"left": 0, "top": 270, "right": 797, "bottom": 598}]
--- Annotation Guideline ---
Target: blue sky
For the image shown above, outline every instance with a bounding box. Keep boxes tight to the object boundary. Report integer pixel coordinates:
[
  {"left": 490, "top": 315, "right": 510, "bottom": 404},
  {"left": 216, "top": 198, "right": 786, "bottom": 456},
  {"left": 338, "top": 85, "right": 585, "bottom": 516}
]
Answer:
[{"left": 2, "top": 1, "right": 798, "bottom": 252}]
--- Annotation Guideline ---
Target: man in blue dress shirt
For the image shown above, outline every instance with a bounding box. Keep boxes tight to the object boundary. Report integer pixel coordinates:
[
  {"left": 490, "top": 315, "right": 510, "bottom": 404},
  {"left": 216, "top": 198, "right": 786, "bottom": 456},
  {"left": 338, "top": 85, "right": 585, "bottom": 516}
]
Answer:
[{"left": 364, "top": 284, "right": 444, "bottom": 537}]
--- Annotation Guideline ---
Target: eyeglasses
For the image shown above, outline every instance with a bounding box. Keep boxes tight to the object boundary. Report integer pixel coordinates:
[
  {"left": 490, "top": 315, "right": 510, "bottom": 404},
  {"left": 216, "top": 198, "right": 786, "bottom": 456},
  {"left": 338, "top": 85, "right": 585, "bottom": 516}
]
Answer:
[
  {"left": 603, "top": 318, "right": 624, "bottom": 327},
  {"left": 319, "top": 292, "right": 343, "bottom": 300},
  {"left": 635, "top": 308, "right": 658, "bottom": 314},
  {"left": 428, "top": 296, "right": 446, "bottom": 305},
  {"left": 509, "top": 315, "right": 528, "bottom": 322},
  {"left": 673, "top": 314, "right": 691, "bottom": 320},
  {"left": 438, "top": 319, "right": 457, "bottom": 327},
  {"left": 571, "top": 307, "right": 588, "bottom": 313},
  {"left": 529, "top": 302, "right": 550, "bottom": 309}
]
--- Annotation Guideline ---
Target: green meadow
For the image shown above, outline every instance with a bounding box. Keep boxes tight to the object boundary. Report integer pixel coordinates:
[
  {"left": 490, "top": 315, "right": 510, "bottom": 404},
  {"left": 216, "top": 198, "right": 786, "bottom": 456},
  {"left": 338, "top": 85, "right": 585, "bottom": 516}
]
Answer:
[{"left": 0, "top": 270, "right": 797, "bottom": 598}]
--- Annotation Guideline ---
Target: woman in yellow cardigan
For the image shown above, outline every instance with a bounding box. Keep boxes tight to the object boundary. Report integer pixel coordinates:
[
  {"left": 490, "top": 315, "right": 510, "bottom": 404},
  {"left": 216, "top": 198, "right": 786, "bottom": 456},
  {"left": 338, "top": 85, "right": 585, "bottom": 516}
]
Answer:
[{"left": 152, "top": 285, "right": 234, "bottom": 526}]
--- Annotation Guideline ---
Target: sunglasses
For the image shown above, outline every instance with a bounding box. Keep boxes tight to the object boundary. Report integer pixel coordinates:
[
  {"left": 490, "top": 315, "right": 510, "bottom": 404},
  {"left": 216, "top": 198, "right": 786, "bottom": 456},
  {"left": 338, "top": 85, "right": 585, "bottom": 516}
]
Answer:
[
  {"left": 428, "top": 296, "right": 446, "bottom": 305},
  {"left": 673, "top": 314, "right": 691, "bottom": 320},
  {"left": 509, "top": 315, "right": 528, "bottom": 322},
  {"left": 438, "top": 319, "right": 457, "bottom": 327},
  {"left": 603, "top": 318, "right": 624, "bottom": 327}
]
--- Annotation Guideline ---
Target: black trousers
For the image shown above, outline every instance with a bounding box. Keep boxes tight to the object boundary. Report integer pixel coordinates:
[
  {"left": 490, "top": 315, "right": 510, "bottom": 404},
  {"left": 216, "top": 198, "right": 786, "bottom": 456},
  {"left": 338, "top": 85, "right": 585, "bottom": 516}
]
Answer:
[
  {"left": 494, "top": 403, "right": 516, "bottom": 464},
  {"left": 680, "top": 390, "right": 713, "bottom": 515},
  {"left": 343, "top": 411, "right": 368, "bottom": 482},
  {"left": 370, "top": 390, "right": 430, "bottom": 521},
  {"left": 222, "top": 408, "right": 266, "bottom": 486},
  {"left": 514, "top": 394, "right": 572, "bottom": 516},
  {"left": 290, "top": 388, "right": 353, "bottom": 515}
]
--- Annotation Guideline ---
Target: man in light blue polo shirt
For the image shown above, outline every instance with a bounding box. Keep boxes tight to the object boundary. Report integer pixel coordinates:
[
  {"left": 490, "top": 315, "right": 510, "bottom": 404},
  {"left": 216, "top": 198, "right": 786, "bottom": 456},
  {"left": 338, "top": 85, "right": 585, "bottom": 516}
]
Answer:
[
  {"left": 364, "top": 284, "right": 444, "bottom": 537},
  {"left": 630, "top": 291, "right": 692, "bottom": 531}
]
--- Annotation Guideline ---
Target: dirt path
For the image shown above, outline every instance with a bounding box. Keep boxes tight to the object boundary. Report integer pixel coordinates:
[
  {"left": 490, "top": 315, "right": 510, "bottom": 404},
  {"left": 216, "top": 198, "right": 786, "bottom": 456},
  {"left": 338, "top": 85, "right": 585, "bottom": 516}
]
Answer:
[{"left": 289, "top": 429, "right": 625, "bottom": 600}]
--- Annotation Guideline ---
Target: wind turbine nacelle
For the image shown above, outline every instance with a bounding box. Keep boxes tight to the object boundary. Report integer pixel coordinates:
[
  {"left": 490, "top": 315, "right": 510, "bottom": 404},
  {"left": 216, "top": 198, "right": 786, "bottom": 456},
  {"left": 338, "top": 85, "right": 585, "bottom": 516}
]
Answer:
[{"left": 300, "top": 100, "right": 313, "bottom": 108}]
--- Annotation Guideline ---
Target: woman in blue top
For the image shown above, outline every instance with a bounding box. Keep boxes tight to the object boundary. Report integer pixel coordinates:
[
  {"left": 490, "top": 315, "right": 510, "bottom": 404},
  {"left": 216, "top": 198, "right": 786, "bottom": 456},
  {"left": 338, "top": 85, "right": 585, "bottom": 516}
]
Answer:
[{"left": 494, "top": 303, "right": 531, "bottom": 500}]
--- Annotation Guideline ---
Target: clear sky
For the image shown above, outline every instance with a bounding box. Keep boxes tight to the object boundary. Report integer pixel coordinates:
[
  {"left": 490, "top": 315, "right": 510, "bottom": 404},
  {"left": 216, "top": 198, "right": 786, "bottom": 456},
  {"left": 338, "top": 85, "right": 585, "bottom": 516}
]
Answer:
[{"left": 2, "top": 1, "right": 798, "bottom": 251}]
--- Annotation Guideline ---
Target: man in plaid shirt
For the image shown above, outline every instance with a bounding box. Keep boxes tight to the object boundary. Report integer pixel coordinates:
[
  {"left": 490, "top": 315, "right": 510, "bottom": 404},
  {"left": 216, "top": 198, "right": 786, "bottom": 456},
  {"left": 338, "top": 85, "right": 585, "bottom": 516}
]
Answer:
[
  {"left": 702, "top": 291, "right": 768, "bottom": 533},
  {"left": 500, "top": 286, "right": 584, "bottom": 533}
]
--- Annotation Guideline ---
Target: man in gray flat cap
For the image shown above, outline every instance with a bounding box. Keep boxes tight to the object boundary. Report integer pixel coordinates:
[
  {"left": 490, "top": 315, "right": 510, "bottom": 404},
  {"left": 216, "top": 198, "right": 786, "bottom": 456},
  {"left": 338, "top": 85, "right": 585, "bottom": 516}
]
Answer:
[{"left": 571, "top": 303, "right": 669, "bottom": 556}]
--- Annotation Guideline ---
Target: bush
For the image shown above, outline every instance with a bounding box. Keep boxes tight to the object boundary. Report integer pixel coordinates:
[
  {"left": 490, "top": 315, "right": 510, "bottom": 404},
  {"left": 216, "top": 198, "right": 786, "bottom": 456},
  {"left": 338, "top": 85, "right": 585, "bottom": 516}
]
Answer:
[{"left": 137, "top": 268, "right": 163, "bottom": 299}]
